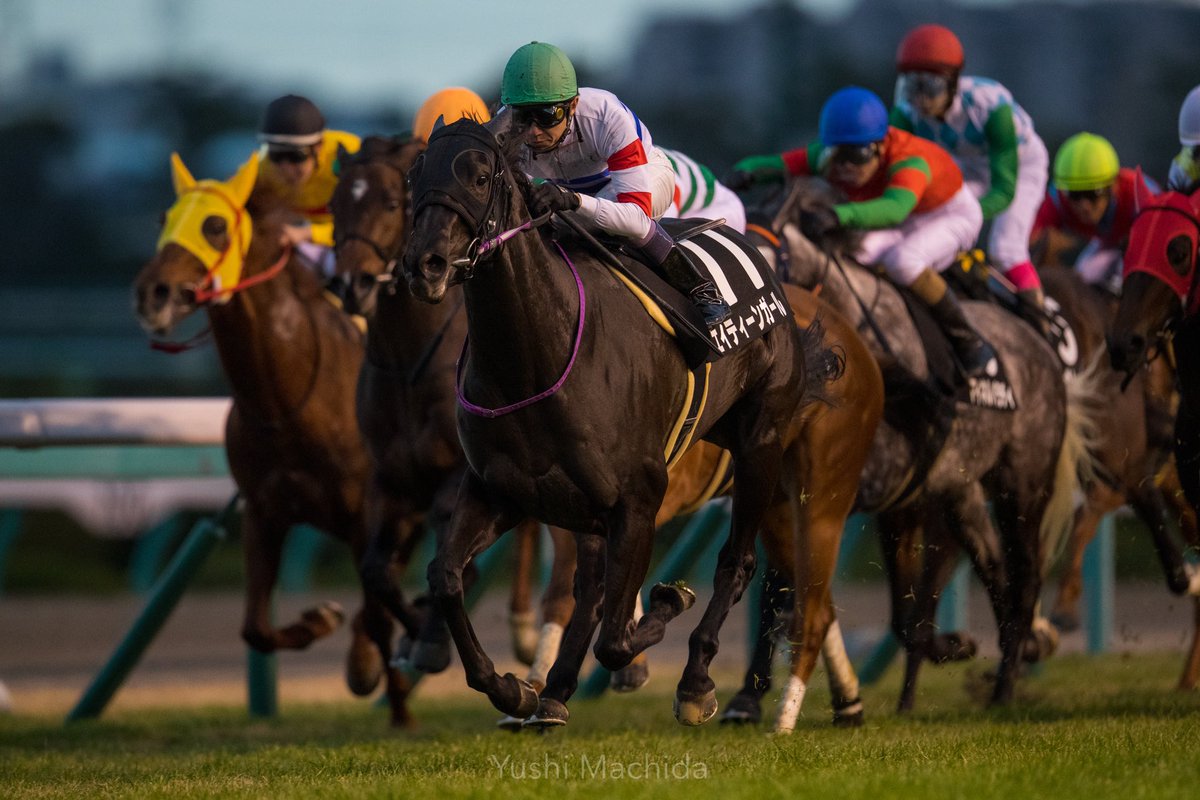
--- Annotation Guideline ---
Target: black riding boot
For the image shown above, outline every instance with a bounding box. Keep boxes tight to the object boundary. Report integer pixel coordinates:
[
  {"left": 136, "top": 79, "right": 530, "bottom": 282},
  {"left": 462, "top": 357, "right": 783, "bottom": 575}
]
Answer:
[
  {"left": 638, "top": 221, "right": 731, "bottom": 326},
  {"left": 929, "top": 290, "right": 1000, "bottom": 379}
]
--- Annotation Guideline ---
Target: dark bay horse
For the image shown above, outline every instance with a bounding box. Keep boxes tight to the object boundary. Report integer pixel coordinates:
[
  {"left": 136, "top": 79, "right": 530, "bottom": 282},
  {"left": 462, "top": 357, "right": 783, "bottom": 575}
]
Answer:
[
  {"left": 1107, "top": 185, "right": 1200, "bottom": 690},
  {"left": 1037, "top": 265, "right": 1199, "bottom": 636},
  {"left": 132, "top": 152, "right": 414, "bottom": 726},
  {"left": 747, "top": 179, "right": 1100, "bottom": 709},
  {"left": 401, "top": 119, "right": 807, "bottom": 726}
]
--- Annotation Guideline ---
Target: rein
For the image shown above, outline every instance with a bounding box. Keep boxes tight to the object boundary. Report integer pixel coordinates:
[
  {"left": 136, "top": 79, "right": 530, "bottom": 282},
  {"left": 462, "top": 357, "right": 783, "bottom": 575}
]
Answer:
[{"left": 456, "top": 239, "right": 586, "bottom": 418}]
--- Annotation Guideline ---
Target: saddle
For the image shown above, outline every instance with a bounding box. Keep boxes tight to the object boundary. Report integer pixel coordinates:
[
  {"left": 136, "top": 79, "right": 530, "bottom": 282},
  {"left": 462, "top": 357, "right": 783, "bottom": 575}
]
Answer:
[{"left": 945, "top": 249, "right": 1081, "bottom": 374}]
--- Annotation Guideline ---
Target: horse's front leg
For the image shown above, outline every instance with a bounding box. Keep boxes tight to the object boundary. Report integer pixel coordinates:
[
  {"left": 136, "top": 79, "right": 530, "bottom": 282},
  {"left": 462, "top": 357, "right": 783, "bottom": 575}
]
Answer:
[
  {"left": 525, "top": 532, "right": 605, "bottom": 729},
  {"left": 423, "top": 471, "right": 537, "bottom": 718},
  {"left": 675, "top": 440, "right": 783, "bottom": 726}
]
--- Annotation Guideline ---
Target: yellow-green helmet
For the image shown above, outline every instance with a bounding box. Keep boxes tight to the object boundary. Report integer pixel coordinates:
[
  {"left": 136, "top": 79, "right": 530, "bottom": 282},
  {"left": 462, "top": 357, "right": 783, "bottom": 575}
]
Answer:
[
  {"left": 500, "top": 42, "right": 578, "bottom": 106},
  {"left": 1053, "top": 132, "right": 1120, "bottom": 191}
]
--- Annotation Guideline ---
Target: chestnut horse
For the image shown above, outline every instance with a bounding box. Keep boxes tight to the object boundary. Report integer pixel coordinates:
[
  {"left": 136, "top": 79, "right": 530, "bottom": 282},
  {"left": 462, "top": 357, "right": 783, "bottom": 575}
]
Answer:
[
  {"left": 745, "top": 178, "right": 1099, "bottom": 709},
  {"left": 401, "top": 119, "right": 807, "bottom": 726},
  {"left": 1036, "top": 265, "right": 1199, "bottom": 637},
  {"left": 1107, "top": 185, "right": 1200, "bottom": 690},
  {"left": 132, "top": 153, "right": 414, "bottom": 725}
]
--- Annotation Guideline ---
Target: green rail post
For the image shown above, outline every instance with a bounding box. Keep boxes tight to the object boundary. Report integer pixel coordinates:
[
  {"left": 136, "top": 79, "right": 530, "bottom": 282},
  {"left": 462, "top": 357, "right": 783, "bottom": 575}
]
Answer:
[
  {"left": 936, "top": 558, "right": 970, "bottom": 632},
  {"left": 247, "top": 607, "right": 278, "bottom": 718},
  {"left": 67, "top": 494, "right": 240, "bottom": 722},
  {"left": 0, "top": 509, "right": 24, "bottom": 595},
  {"left": 279, "top": 525, "right": 327, "bottom": 593},
  {"left": 127, "top": 513, "right": 182, "bottom": 593},
  {"left": 578, "top": 500, "right": 731, "bottom": 699},
  {"left": 1083, "top": 513, "right": 1115, "bottom": 654}
]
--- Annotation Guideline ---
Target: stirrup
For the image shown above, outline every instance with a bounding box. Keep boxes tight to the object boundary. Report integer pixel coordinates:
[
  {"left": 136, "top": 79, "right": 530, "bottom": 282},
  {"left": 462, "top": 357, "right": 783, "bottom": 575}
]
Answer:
[{"left": 690, "top": 286, "right": 731, "bottom": 326}]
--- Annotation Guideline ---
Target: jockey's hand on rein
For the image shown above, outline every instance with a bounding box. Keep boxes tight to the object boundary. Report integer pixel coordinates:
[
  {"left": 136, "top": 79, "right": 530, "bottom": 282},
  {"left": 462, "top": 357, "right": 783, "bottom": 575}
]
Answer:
[
  {"left": 530, "top": 182, "right": 581, "bottom": 216},
  {"left": 799, "top": 207, "right": 840, "bottom": 242}
]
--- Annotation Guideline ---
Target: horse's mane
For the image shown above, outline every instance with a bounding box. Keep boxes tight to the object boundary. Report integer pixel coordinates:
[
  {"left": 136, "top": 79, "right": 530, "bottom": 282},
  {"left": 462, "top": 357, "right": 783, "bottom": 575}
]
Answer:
[{"left": 756, "top": 177, "right": 864, "bottom": 260}]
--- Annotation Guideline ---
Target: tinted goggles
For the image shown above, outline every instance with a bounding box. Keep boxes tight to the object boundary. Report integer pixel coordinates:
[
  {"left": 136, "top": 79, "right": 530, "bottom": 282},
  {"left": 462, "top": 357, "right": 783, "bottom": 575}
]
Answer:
[
  {"left": 512, "top": 102, "right": 570, "bottom": 129},
  {"left": 899, "top": 72, "right": 951, "bottom": 101},
  {"left": 1066, "top": 187, "right": 1111, "bottom": 202},
  {"left": 828, "top": 144, "right": 879, "bottom": 166},
  {"left": 268, "top": 148, "right": 312, "bottom": 165}
]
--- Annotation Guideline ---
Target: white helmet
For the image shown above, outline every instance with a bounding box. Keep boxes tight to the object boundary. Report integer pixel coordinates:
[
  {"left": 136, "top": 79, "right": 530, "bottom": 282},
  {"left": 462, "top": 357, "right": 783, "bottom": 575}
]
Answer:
[{"left": 1179, "top": 85, "right": 1200, "bottom": 146}]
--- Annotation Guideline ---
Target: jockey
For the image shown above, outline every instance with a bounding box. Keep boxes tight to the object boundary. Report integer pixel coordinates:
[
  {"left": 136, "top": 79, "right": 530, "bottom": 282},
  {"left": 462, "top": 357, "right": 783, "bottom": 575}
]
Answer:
[
  {"left": 412, "top": 87, "right": 492, "bottom": 143},
  {"left": 662, "top": 147, "right": 747, "bottom": 233},
  {"left": 1031, "top": 132, "right": 1159, "bottom": 294},
  {"left": 729, "top": 87, "right": 995, "bottom": 380},
  {"left": 890, "top": 24, "right": 1049, "bottom": 316},
  {"left": 255, "top": 94, "right": 361, "bottom": 278},
  {"left": 498, "top": 41, "right": 731, "bottom": 325},
  {"left": 1168, "top": 85, "right": 1200, "bottom": 195}
]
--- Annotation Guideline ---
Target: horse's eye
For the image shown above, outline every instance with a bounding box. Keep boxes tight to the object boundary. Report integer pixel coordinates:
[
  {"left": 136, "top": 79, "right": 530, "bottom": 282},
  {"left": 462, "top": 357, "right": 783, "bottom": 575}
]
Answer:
[
  {"left": 1167, "top": 234, "right": 1194, "bottom": 276},
  {"left": 201, "top": 215, "right": 230, "bottom": 250},
  {"left": 386, "top": 197, "right": 402, "bottom": 211},
  {"left": 475, "top": 174, "right": 489, "bottom": 188}
]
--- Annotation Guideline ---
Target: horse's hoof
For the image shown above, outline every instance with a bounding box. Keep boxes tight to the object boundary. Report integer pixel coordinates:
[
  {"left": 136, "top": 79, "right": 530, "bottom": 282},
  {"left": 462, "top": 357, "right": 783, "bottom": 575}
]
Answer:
[
  {"left": 345, "top": 639, "right": 384, "bottom": 696},
  {"left": 496, "top": 715, "right": 525, "bottom": 733},
  {"left": 301, "top": 601, "right": 345, "bottom": 638},
  {"left": 832, "top": 697, "right": 865, "bottom": 728},
  {"left": 719, "top": 693, "right": 762, "bottom": 725},
  {"left": 650, "top": 582, "right": 697, "bottom": 618},
  {"left": 1023, "top": 618, "right": 1060, "bottom": 663},
  {"left": 388, "top": 635, "right": 414, "bottom": 670},
  {"left": 1049, "top": 609, "right": 1081, "bottom": 633},
  {"left": 500, "top": 673, "right": 540, "bottom": 719},
  {"left": 523, "top": 697, "right": 569, "bottom": 730},
  {"left": 674, "top": 689, "right": 718, "bottom": 726},
  {"left": 409, "top": 637, "right": 452, "bottom": 674},
  {"left": 610, "top": 661, "right": 650, "bottom": 693}
]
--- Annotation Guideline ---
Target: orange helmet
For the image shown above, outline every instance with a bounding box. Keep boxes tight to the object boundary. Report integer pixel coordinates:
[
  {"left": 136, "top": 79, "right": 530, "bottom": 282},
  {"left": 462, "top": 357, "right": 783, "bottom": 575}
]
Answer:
[
  {"left": 896, "top": 24, "right": 964, "bottom": 73},
  {"left": 412, "top": 87, "right": 491, "bottom": 142}
]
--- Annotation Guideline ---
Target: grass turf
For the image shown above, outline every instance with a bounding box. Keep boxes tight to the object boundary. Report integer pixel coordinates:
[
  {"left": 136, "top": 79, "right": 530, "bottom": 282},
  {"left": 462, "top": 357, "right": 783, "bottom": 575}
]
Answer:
[{"left": 2, "top": 652, "right": 1198, "bottom": 799}]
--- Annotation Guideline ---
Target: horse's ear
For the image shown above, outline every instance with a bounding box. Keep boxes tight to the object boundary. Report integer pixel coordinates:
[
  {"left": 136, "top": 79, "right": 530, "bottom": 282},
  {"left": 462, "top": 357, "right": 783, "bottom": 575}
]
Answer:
[
  {"left": 170, "top": 152, "right": 196, "bottom": 196},
  {"left": 226, "top": 152, "right": 260, "bottom": 207},
  {"left": 1134, "top": 166, "right": 1154, "bottom": 212},
  {"left": 430, "top": 114, "right": 447, "bottom": 136},
  {"left": 334, "top": 142, "right": 351, "bottom": 177}
]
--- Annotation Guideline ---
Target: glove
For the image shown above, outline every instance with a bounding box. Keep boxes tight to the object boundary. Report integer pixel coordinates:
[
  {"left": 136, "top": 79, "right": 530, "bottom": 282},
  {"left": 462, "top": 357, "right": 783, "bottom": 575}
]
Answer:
[
  {"left": 530, "top": 182, "right": 580, "bottom": 216},
  {"left": 799, "top": 207, "right": 840, "bottom": 241},
  {"left": 727, "top": 154, "right": 787, "bottom": 189}
]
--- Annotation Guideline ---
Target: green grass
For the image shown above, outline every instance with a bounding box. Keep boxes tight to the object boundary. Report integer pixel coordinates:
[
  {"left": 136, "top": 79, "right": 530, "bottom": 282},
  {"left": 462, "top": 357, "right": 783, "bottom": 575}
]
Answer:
[{"left": 3, "top": 653, "right": 1199, "bottom": 799}]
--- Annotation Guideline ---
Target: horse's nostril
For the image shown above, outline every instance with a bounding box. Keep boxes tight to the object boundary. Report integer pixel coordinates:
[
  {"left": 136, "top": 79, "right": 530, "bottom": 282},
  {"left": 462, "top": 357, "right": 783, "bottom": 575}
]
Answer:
[{"left": 153, "top": 283, "right": 170, "bottom": 302}]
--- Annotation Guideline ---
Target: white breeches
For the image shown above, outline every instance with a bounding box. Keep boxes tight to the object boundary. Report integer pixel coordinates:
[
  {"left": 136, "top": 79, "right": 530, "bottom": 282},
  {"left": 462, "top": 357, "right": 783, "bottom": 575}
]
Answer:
[
  {"left": 669, "top": 180, "right": 747, "bottom": 233},
  {"left": 966, "top": 149, "right": 1048, "bottom": 270},
  {"left": 856, "top": 184, "right": 984, "bottom": 286}
]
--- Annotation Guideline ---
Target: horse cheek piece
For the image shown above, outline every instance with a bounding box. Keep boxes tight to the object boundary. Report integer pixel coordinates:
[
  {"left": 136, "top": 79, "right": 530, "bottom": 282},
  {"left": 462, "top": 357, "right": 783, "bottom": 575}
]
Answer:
[{"left": 401, "top": 120, "right": 807, "bottom": 726}]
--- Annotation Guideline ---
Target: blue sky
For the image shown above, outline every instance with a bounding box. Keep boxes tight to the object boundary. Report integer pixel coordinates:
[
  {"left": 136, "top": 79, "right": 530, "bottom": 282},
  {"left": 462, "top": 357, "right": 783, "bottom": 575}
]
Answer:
[{"left": 10, "top": 0, "right": 859, "bottom": 110}]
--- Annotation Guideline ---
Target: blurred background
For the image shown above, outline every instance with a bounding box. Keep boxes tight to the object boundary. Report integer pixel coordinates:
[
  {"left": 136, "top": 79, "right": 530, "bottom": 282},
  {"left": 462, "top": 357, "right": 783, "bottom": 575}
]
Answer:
[{"left": 0, "top": 0, "right": 1195, "bottom": 595}]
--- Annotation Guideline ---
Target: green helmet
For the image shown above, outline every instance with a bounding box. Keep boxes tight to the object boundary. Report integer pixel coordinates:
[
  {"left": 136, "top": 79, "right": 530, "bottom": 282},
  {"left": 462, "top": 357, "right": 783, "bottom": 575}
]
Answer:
[
  {"left": 501, "top": 42, "right": 578, "bottom": 106},
  {"left": 1053, "top": 132, "right": 1120, "bottom": 191}
]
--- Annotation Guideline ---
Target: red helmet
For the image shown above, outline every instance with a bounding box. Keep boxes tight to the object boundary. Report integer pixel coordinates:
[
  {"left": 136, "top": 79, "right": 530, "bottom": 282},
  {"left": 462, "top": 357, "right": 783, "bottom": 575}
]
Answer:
[{"left": 896, "top": 24, "right": 964, "bottom": 73}]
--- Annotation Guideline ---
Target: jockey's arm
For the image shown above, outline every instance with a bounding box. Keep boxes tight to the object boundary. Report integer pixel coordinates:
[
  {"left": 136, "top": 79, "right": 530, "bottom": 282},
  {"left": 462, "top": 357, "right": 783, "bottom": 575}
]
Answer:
[
  {"left": 833, "top": 156, "right": 927, "bottom": 229},
  {"left": 1168, "top": 146, "right": 1200, "bottom": 194},
  {"left": 574, "top": 138, "right": 657, "bottom": 240},
  {"left": 980, "top": 104, "right": 1018, "bottom": 220}
]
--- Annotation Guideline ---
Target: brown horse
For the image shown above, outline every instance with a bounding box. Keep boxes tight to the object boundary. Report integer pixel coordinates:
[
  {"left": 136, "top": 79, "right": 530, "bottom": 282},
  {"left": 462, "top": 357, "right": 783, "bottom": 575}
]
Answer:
[
  {"left": 1106, "top": 186, "right": 1200, "bottom": 690},
  {"left": 746, "top": 178, "right": 1100, "bottom": 710},
  {"left": 1037, "top": 265, "right": 1199, "bottom": 640},
  {"left": 401, "top": 119, "right": 808, "bottom": 726},
  {"left": 132, "top": 152, "right": 414, "bottom": 726}
]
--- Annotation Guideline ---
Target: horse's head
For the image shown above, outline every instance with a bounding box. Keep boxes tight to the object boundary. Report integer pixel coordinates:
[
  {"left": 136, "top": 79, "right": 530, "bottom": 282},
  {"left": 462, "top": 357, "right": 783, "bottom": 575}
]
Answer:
[
  {"left": 750, "top": 177, "right": 862, "bottom": 290},
  {"left": 402, "top": 118, "right": 526, "bottom": 303},
  {"left": 329, "top": 135, "right": 423, "bottom": 316},
  {"left": 1108, "top": 180, "right": 1200, "bottom": 375},
  {"left": 133, "top": 152, "right": 258, "bottom": 335}
]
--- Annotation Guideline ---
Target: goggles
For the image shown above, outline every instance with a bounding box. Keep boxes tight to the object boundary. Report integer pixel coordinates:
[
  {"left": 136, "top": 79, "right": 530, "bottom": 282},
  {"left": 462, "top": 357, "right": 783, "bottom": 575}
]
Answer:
[
  {"left": 899, "top": 72, "right": 951, "bottom": 101},
  {"left": 1065, "top": 186, "right": 1111, "bottom": 202},
  {"left": 828, "top": 144, "right": 879, "bottom": 166},
  {"left": 267, "top": 148, "right": 312, "bottom": 165},
  {"left": 512, "top": 102, "right": 570, "bottom": 129}
]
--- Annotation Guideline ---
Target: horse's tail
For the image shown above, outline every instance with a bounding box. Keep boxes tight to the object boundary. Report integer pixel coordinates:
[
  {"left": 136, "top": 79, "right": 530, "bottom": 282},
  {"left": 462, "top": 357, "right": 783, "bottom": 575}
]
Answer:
[
  {"left": 1039, "top": 353, "right": 1106, "bottom": 574},
  {"left": 799, "top": 315, "right": 846, "bottom": 407}
]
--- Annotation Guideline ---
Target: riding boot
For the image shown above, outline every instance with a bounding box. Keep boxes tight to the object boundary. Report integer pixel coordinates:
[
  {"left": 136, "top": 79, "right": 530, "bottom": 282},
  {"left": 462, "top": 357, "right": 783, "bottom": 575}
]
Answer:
[
  {"left": 1016, "top": 286, "right": 1051, "bottom": 339},
  {"left": 637, "top": 221, "right": 732, "bottom": 326},
  {"left": 911, "top": 268, "right": 999, "bottom": 379}
]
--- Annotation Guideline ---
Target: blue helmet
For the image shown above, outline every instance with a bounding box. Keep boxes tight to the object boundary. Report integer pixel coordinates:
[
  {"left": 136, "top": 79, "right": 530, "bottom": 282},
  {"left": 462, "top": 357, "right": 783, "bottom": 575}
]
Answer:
[{"left": 819, "top": 87, "right": 889, "bottom": 146}]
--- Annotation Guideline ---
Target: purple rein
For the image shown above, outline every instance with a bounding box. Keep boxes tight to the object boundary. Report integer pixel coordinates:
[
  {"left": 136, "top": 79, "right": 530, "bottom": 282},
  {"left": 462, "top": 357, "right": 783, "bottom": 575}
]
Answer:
[{"left": 455, "top": 238, "right": 587, "bottom": 418}]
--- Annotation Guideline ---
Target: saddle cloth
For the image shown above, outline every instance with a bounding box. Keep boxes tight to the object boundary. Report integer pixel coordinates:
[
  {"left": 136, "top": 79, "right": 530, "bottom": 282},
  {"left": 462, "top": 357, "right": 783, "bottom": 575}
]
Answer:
[{"left": 615, "top": 218, "right": 793, "bottom": 370}]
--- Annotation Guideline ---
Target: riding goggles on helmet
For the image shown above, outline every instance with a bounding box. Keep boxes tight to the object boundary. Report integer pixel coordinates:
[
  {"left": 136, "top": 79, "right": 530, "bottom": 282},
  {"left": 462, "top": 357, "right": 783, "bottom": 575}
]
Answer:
[
  {"left": 512, "top": 102, "right": 570, "bottom": 129},
  {"left": 267, "top": 146, "right": 312, "bottom": 165},
  {"left": 828, "top": 143, "right": 879, "bottom": 166},
  {"left": 899, "top": 71, "right": 951, "bottom": 102},
  {"left": 1065, "top": 186, "right": 1111, "bottom": 202}
]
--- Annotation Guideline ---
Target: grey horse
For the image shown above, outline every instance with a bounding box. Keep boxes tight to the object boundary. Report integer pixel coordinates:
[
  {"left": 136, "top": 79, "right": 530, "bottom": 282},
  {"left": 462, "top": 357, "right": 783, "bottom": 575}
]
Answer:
[{"left": 743, "top": 179, "right": 1101, "bottom": 709}]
